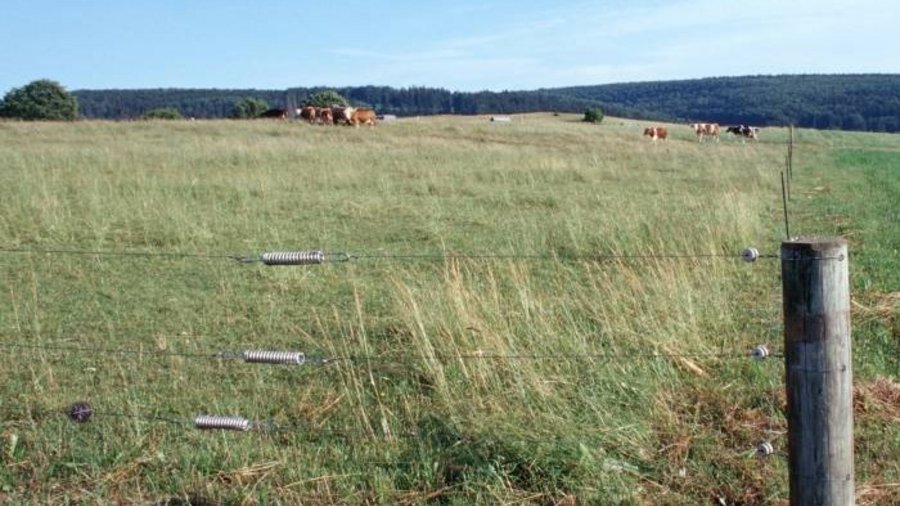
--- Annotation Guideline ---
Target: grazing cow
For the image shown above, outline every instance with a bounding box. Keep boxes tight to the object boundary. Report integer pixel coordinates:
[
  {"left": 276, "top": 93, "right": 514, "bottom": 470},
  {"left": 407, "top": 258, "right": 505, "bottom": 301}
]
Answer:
[
  {"left": 690, "top": 123, "right": 720, "bottom": 142},
  {"left": 349, "top": 108, "right": 377, "bottom": 127},
  {"left": 299, "top": 106, "right": 317, "bottom": 124},
  {"left": 726, "top": 125, "right": 760, "bottom": 142},
  {"left": 260, "top": 108, "right": 287, "bottom": 120},
  {"left": 332, "top": 106, "right": 354, "bottom": 125},
  {"left": 643, "top": 126, "right": 667, "bottom": 141},
  {"left": 317, "top": 107, "right": 333, "bottom": 125}
]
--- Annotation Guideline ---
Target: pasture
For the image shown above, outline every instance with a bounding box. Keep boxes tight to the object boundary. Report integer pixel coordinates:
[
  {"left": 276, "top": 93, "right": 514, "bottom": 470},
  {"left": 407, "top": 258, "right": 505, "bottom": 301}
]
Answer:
[{"left": 0, "top": 115, "right": 897, "bottom": 504}]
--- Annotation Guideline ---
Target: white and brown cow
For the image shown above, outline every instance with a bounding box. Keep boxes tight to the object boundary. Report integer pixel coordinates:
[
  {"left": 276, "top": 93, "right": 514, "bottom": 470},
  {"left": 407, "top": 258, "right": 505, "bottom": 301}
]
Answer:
[
  {"left": 349, "top": 108, "right": 377, "bottom": 127},
  {"left": 691, "top": 123, "right": 720, "bottom": 142},
  {"left": 332, "top": 106, "right": 355, "bottom": 125},
  {"left": 643, "top": 126, "right": 667, "bottom": 141}
]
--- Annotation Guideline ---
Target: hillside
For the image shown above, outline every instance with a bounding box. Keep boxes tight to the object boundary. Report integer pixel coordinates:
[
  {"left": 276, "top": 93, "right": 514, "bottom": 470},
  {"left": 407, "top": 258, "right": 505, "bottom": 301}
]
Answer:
[
  {"left": 553, "top": 74, "right": 900, "bottom": 132},
  {"left": 71, "top": 74, "right": 900, "bottom": 132}
]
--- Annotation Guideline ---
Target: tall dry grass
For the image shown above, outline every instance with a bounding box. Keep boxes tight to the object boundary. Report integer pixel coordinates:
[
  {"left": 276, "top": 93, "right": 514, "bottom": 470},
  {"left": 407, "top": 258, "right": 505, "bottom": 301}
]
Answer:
[{"left": 0, "top": 114, "right": 833, "bottom": 504}]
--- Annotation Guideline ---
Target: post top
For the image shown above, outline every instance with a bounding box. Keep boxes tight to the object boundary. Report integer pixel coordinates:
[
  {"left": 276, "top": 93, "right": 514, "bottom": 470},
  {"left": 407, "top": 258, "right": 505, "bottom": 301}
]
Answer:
[{"left": 781, "top": 236, "right": 847, "bottom": 249}]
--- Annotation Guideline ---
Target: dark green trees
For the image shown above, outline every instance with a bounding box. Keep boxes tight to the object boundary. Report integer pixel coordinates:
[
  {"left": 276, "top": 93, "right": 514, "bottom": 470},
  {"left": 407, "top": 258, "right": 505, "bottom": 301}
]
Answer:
[
  {"left": 142, "top": 107, "right": 184, "bottom": 120},
  {"left": 0, "top": 79, "right": 79, "bottom": 120},
  {"left": 231, "top": 98, "right": 270, "bottom": 119},
  {"left": 306, "top": 90, "right": 348, "bottom": 107}
]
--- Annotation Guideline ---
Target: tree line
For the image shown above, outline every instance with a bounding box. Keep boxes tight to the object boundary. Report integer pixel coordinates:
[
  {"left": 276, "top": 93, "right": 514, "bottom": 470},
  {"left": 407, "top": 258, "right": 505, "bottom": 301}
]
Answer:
[
  {"left": 70, "top": 86, "right": 621, "bottom": 120},
  {"left": 553, "top": 74, "right": 900, "bottom": 132},
  {"left": 4, "top": 75, "right": 899, "bottom": 132}
]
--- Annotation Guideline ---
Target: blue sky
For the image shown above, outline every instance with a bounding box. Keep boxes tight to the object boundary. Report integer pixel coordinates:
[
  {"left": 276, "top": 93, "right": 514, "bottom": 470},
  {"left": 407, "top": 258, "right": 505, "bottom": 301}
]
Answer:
[{"left": 1, "top": 0, "right": 897, "bottom": 93}]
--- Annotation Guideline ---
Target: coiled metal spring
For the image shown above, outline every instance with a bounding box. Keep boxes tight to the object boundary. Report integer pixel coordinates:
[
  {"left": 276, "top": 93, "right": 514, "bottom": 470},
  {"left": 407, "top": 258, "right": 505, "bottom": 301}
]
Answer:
[
  {"left": 194, "top": 414, "right": 251, "bottom": 431},
  {"left": 261, "top": 250, "right": 325, "bottom": 265},
  {"left": 242, "top": 350, "right": 306, "bottom": 365}
]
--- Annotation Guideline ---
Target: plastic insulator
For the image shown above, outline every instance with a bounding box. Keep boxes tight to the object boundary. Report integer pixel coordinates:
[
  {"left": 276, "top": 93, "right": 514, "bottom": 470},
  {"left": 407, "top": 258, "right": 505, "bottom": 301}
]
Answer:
[
  {"left": 741, "top": 247, "right": 760, "bottom": 263},
  {"left": 68, "top": 401, "right": 93, "bottom": 423},
  {"left": 242, "top": 350, "right": 306, "bottom": 365},
  {"left": 194, "top": 415, "right": 251, "bottom": 431},
  {"left": 261, "top": 250, "right": 325, "bottom": 266},
  {"left": 756, "top": 441, "right": 775, "bottom": 458},
  {"left": 751, "top": 345, "right": 770, "bottom": 360}
]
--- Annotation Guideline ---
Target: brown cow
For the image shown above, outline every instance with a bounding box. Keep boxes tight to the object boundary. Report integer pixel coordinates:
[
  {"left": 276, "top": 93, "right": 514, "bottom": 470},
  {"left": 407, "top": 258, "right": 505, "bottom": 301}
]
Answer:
[
  {"left": 691, "top": 123, "right": 720, "bottom": 142},
  {"left": 317, "top": 107, "right": 333, "bottom": 125},
  {"left": 332, "top": 106, "right": 355, "bottom": 125},
  {"left": 349, "top": 108, "right": 376, "bottom": 127},
  {"left": 643, "top": 126, "right": 667, "bottom": 141},
  {"left": 299, "top": 106, "right": 316, "bottom": 124},
  {"left": 260, "top": 108, "right": 287, "bottom": 120}
]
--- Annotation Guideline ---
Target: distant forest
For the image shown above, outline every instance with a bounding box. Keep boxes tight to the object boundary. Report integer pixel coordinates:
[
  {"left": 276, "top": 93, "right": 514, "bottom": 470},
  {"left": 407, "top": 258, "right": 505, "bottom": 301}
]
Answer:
[{"left": 73, "top": 74, "right": 900, "bottom": 132}]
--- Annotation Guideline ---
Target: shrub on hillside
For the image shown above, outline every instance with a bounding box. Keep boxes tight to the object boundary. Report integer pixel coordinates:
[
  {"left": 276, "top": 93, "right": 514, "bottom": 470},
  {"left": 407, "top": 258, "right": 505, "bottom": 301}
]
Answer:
[
  {"left": 142, "top": 107, "right": 183, "bottom": 120},
  {"left": 230, "top": 97, "right": 270, "bottom": 119},
  {"left": 583, "top": 108, "right": 603, "bottom": 123}
]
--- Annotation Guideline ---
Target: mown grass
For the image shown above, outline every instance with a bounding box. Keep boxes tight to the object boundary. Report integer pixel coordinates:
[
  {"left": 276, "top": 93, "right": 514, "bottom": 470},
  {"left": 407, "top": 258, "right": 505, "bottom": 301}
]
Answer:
[{"left": 0, "top": 115, "right": 896, "bottom": 504}]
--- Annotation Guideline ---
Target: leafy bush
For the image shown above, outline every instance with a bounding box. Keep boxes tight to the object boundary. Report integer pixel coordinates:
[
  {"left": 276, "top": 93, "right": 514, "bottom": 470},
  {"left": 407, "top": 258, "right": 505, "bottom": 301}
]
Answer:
[
  {"left": 230, "top": 98, "right": 270, "bottom": 119},
  {"left": 0, "top": 79, "right": 78, "bottom": 120},
  {"left": 142, "top": 107, "right": 183, "bottom": 120},
  {"left": 583, "top": 108, "right": 603, "bottom": 123},
  {"left": 307, "top": 90, "right": 348, "bottom": 107}
]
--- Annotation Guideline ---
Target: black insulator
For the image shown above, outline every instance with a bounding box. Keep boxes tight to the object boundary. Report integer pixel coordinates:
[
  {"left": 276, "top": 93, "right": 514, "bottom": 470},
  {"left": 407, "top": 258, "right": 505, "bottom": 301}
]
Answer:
[{"left": 68, "top": 402, "right": 93, "bottom": 423}]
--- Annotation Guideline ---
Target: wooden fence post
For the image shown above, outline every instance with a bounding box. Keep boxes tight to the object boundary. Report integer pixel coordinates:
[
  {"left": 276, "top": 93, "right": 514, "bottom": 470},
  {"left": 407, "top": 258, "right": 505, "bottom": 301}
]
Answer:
[{"left": 781, "top": 238, "right": 854, "bottom": 505}]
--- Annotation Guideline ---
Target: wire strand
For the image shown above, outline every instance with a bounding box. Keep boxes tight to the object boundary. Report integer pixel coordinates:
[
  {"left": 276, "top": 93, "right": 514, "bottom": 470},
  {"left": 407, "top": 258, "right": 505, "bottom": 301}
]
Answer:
[
  {"left": 0, "top": 247, "right": 241, "bottom": 261},
  {"left": 0, "top": 246, "right": 780, "bottom": 264},
  {"left": 0, "top": 340, "right": 782, "bottom": 363}
]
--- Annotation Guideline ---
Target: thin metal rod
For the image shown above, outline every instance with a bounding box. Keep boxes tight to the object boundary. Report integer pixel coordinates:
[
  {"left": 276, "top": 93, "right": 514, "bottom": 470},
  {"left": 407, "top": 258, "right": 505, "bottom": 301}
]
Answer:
[
  {"left": 781, "top": 172, "right": 791, "bottom": 239},
  {"left": 0, "top": 247, "right": 240, "bottom": 261}
]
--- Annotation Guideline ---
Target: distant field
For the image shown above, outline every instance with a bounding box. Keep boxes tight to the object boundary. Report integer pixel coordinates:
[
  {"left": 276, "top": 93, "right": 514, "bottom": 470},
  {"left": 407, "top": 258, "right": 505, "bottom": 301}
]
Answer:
[{"left": 0, "top": 115, "right": 897, "bottom": 504}]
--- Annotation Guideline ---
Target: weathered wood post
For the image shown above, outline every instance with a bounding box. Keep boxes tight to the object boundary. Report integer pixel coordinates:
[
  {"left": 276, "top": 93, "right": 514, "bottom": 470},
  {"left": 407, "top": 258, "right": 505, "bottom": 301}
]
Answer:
[{"left": 781, "top": 238, "right": 854, "bottom": 505}]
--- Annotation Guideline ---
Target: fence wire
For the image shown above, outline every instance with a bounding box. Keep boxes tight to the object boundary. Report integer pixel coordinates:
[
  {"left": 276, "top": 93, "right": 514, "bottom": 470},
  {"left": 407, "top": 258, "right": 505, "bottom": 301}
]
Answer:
[
  {"left": 48, "top": 403, "right": 777, "bottom": 461},
  {"left": 0, "top": 339, "right": 782, "bottom": 364},
  {"left": 0, "top": 245, "right": 781, "bottom": 265}
]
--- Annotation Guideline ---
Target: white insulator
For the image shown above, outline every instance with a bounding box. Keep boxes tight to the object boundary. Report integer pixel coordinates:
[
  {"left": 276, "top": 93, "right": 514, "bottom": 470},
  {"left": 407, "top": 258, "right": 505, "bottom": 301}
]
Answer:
[
  {"left": 751, "top": 345, "right": 771, "bottom": 360},
  {"left": 756, "top": 441, "right": 775, "bottom": 458},
  {"left": 741, "top": 247, "right": 760, "bottom": 263},
  {"left": 261, "top": 250, "right": 325, "bottom": 265},
  {"left": 194, "top": 415, "right": 251, "bottom": 431},
  {"left": 242, "top": 350, "right": 306, "bottom": 365}
]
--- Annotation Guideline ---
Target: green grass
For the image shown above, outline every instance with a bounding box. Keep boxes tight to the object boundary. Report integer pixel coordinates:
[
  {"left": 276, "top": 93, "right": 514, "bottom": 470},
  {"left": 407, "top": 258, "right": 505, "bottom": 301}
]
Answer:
[{"left": 0, "top": 115, "right": 896, "bottom": 504}]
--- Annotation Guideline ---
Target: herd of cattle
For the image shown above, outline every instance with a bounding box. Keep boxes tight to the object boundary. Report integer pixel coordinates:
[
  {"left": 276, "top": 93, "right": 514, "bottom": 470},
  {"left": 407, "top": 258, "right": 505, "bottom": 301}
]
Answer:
[
  {"left": 643, "top": 123, "right": 760, "bottom": 142},
  {"left": 259, "top": 105, "right": 377, "bottom": 126},
  {"left": 260, "top": 109, "right": 760, "bottom": 138},
  {"left": 299, "top": 105, "right": 378, "bottom": 126}
]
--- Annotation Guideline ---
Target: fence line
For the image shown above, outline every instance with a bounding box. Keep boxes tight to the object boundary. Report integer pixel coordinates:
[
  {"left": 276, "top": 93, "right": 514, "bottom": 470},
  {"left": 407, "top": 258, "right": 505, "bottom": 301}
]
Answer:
[
  {"left": 0, "top": 340, "right": 780, "bottom": 364},
  {"left": 0, "top": 245, "right": 779, "bottom": 265},
  {"left": 0, "top": 246, "right": 240, "bottom": 261},
  {"left": 53, "top": 402, "right": 778, "bottom": 460}
]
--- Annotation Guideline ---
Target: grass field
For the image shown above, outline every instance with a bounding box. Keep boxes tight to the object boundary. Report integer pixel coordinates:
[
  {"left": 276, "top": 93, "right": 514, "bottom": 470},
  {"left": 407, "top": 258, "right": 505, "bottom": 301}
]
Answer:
[{"left": 0, "top": 115, "right": 897, "bottom": 505}]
